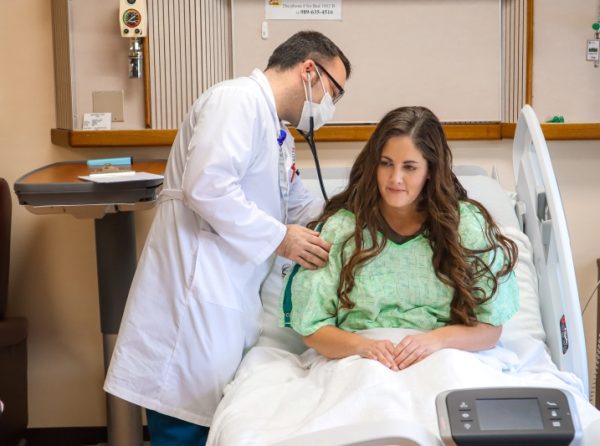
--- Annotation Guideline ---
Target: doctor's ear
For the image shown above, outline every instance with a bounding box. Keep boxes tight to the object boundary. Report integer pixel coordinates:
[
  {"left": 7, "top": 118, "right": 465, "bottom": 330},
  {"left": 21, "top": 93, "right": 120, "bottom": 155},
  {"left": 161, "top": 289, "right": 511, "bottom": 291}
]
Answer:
[
  {"left": 300, "top": 60, "right": 317, "bottom": 83},
  {"left": 300, "top": 70, "right": 316, "bottom": 87}
]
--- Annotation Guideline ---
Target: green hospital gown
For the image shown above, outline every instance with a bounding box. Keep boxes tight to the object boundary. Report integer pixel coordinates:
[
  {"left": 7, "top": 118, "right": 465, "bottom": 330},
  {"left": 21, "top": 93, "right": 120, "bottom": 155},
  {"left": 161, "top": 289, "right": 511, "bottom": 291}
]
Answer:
[{"left": 281, "top": 202, "right": 519, "bottom": 336}]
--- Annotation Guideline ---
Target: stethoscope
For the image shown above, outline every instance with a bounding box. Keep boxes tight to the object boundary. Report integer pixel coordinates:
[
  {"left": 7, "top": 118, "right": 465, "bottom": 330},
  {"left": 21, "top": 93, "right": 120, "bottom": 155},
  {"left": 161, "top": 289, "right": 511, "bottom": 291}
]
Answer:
[
  {"left": 297, "top": 118, "right": 329, "bottom": 203},
  {"left": 295, "top": 70, "right": 329, "bottom": 202}
]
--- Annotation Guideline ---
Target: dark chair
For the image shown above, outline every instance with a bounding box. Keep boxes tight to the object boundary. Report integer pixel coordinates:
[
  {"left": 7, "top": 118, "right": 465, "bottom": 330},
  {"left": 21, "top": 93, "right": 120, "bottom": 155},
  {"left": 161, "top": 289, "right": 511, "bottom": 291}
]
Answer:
[{"left": 0, "top": 177, "right": 28, "bottom": 446}]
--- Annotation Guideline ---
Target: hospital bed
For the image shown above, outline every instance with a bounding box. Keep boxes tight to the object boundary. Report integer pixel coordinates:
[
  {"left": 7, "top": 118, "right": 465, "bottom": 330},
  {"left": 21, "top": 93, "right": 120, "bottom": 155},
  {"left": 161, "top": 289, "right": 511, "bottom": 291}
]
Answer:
[{"left": 206, "top": 106, "right": 600, "bottom": 445}]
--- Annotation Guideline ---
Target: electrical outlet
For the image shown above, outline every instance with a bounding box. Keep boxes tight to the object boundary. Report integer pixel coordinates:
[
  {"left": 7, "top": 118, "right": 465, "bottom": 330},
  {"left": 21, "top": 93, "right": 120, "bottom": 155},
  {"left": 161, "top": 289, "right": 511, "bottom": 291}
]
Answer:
[{"left": 93, "top": 90, "right": 124, "bottom": 122}]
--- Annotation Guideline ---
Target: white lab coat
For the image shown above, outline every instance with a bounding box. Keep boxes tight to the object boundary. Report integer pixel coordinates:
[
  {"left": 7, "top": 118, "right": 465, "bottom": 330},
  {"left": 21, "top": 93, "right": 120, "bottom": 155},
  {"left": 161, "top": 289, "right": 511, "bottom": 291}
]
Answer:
[{"left": 104, "top": 69, "right": 322, "bottom": 426}]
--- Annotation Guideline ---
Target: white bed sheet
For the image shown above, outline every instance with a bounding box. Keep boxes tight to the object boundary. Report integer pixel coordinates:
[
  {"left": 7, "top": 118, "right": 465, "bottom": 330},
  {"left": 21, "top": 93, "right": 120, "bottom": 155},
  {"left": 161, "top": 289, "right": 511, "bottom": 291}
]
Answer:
[
  {"left": 208, "top": 333, "right": 598, "bottom": 446},
  {"left": 206, "top": 225, "right": 600, "bottom": 445}
]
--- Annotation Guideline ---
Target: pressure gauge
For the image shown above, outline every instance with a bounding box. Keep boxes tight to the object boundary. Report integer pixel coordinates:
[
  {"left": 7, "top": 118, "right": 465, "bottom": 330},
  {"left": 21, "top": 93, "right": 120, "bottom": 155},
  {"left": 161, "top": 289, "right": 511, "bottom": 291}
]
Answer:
[
  {"left": 123, "top": 9, "right": 142, "bottom": 29},
  {"left": 119, "top": 0, "right": 147, "bottom": 37}
]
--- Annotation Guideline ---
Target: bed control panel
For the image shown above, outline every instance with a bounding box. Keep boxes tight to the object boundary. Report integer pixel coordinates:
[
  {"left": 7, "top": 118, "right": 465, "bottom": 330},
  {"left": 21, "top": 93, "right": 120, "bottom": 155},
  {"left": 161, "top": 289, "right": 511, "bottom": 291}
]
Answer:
[{"left": 436, "top": 387, "right": 581, "bottom": 446}]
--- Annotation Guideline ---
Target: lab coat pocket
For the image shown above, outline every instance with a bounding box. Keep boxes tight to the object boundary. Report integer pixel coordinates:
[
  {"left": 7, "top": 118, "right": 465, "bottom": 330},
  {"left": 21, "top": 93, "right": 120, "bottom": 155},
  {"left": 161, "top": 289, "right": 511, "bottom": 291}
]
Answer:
[{"left": 189, "top": 229, "right": 244, "bottom": 311}]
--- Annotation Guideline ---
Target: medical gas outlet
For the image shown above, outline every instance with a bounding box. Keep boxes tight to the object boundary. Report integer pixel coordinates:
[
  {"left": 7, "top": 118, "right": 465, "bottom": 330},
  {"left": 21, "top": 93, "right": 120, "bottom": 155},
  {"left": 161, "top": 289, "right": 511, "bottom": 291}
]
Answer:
[
  {"left": 119, "top": 0, "right": 148, "bottom": 78},
  {"left": 586, "top": 22, "right": 600, "bottom": 68}
]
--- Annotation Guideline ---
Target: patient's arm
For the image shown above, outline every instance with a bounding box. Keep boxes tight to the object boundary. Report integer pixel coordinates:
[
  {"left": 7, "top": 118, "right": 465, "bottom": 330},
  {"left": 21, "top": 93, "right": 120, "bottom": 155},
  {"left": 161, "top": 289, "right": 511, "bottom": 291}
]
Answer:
[
  {"left": 303, "top": 325, "right": 400, "bottom": 371},
  {"left": 393, "top": 323, "right": 502, "bottom": 369}
]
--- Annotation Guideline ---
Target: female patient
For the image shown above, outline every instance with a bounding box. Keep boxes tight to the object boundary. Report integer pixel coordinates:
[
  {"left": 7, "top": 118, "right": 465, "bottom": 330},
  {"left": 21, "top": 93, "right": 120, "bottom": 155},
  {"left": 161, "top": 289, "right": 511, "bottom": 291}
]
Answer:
[{"left": 282, "top": 106, "right": 519, "bottom": 371}]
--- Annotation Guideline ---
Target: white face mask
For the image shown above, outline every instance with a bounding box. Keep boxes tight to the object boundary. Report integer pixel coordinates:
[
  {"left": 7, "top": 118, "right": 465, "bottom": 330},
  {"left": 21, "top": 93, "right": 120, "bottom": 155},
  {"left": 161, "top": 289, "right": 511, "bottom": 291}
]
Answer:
[{"left": 296, "top": 70, "right": 336, "bottom": 132}]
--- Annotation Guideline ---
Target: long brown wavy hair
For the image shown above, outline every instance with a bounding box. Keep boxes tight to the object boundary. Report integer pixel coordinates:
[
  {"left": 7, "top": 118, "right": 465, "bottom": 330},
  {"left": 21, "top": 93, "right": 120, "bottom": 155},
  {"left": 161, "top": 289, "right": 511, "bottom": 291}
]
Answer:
[{"left": 310, "top": 106, "right": 518, "bottom": 326}]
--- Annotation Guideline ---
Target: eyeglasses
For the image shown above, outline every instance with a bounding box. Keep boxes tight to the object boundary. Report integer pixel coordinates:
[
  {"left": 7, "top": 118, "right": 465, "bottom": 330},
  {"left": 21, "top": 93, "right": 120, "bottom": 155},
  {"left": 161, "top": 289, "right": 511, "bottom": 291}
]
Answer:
[{"left": 315, "top": 62, "right": 345, "bottom": 104}]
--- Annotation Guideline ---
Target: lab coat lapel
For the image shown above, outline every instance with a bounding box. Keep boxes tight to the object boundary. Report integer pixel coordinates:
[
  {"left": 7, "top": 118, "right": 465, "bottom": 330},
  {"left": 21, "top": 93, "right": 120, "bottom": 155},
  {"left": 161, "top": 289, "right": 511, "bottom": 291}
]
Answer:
[{"left": 249, "top": 68, "right": 281, "bottom": 136}]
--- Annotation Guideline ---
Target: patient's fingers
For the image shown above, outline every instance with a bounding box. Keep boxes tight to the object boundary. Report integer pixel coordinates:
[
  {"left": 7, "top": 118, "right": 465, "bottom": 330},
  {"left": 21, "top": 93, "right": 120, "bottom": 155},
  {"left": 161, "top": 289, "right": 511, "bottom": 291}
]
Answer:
[
  {"left": 383, "top": 340, "right": 398, "bottom": 367},
  {"left": 394, "top": 340, "right": 417, "bottom": 369},
  {"left": 375, "top": 348, "right": 398, "bottom": 371},
  {"left": 393, "top": 336, "right": 413, "bottom": 357},
  {"left": 358, "top": 339, "right": 398, "bottom": 371},
  {"left": 393, "top": 333, "right": 440, "bottom": 369},
  {"left": 396, "top": 348, "right": 422, "bottom": 369}
]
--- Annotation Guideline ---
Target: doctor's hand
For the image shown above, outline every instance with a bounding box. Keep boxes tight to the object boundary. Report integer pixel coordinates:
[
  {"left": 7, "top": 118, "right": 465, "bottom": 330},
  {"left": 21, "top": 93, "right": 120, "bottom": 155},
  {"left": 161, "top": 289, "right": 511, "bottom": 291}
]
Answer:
[
  {"left": 393, "top": 332, "right": 445, "bottom": 370},
  {"left": 276, "top": 224, "right": 330, "bottom": 269}
]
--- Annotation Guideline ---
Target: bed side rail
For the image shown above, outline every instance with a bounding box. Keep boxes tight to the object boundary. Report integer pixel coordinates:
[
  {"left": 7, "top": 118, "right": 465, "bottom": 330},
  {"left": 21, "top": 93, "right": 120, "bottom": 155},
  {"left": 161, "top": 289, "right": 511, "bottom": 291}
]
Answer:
[{"left": 513, "top": 105, "right": 588, "bottom": 396}]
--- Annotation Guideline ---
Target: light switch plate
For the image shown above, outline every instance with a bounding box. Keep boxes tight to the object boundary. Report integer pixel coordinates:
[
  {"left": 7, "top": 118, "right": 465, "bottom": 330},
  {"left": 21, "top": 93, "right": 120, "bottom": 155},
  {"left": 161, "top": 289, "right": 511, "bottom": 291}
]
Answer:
[{"left": 93, "top": 90, "right": 124, "bottom": 122}]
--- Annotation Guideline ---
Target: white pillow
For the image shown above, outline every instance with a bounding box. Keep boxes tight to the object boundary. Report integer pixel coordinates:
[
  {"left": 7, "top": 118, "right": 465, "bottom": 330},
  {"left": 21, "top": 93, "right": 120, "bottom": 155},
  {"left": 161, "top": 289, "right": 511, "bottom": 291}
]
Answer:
[
  {"left": 499, "top": 225, "right": 546, "bottom": 345},
  {"left": 457, "top": 175, "right": 520, "bottom": 230}
]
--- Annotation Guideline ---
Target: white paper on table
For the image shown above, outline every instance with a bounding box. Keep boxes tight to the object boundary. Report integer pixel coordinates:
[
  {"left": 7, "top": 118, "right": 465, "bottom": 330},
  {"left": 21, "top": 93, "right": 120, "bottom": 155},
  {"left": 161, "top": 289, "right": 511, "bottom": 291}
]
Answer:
[{"left": 79, "top": 171, "right": 164, "bottom": 183}]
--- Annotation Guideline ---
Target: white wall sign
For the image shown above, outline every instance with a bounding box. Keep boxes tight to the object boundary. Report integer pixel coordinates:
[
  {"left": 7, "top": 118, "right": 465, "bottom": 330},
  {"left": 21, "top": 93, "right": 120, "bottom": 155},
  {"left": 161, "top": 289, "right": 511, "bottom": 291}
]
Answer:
[
  {"left": 265, "top": 0, "right": 341, "bottom": 21},
  {"left": 82, "top": 112, "right": 112, "bottom": 130},
  {"left": 586, "top": 39, "right": 599, "bottom": 61}
]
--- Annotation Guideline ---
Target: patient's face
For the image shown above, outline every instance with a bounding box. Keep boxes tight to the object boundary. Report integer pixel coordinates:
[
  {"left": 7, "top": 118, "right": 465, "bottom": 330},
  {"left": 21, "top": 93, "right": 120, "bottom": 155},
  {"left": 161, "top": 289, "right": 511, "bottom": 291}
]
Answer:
[{"left": 377, "top": 136, "right": 429, "bottom": 215}]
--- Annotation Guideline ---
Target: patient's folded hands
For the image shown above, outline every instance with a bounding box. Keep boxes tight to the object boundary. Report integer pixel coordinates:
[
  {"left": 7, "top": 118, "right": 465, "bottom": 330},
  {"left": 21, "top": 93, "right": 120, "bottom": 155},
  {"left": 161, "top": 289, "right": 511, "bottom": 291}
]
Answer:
[
  {"left": 305, "top": 323, "right": 502, "bottom": 372},
  {"left": 355, "top": 332, "right": 443, "bottom": 371},
  {"left": 355, "top": 337, "right": 400, "bottom": 371},
  {"left": 390, "top": 323, "right": 502, "bottom": 369},
  {"left": 392, "top": 331, "right": 445, "bottom": 369}
]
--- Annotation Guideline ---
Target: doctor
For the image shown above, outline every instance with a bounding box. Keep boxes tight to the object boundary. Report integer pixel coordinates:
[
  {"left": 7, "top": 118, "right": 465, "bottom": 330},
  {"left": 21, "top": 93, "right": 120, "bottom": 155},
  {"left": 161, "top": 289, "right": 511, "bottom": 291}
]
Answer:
[{"left": 104, "top": 31, "right": 351, "bottom": 445}]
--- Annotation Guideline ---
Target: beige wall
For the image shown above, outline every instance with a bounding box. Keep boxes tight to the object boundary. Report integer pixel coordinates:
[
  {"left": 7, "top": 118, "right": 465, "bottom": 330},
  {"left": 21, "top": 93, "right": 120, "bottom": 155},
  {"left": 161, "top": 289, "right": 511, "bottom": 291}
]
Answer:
[
  {"left": 233, "top": 0, "right": 503, "bottom": 122},
  {"left": 534, "top": 0, "right": 600, "bottom": 122},
  {"left": 1, "top": 0, "right": 599, "bottom": 429},
  {"left": 72, "top": 0, "right": 146, "bottom": 130}
]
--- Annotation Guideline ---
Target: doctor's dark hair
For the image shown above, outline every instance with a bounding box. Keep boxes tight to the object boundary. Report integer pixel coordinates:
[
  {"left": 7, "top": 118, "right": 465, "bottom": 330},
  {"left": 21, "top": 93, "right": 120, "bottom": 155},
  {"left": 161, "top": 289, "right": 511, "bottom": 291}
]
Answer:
[
  {"left": 266, "top": 31, "right": 351, "bottom": 78},
  {"left": 311, "top": 106, "right": 518, "bottom": 327}
]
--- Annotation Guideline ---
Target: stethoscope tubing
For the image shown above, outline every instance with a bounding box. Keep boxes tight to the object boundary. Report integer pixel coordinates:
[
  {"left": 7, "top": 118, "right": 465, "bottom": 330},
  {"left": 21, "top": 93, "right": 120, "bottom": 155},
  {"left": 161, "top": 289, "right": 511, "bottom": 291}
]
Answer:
[{"left": 297, "top": 116, "right": 329, "bottom": 203}]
